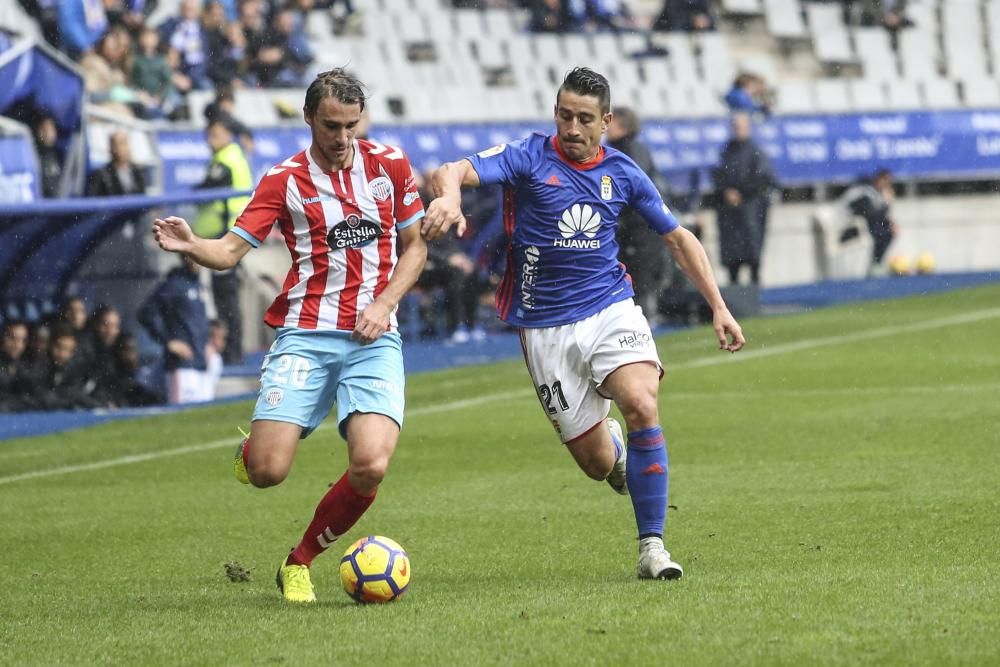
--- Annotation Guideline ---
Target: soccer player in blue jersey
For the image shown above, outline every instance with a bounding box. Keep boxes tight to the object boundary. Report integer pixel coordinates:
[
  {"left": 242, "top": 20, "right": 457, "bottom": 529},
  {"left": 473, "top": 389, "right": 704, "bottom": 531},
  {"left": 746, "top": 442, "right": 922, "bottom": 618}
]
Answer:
[{"left": 423, "top": 67, "right": 745, "bottom": 580}]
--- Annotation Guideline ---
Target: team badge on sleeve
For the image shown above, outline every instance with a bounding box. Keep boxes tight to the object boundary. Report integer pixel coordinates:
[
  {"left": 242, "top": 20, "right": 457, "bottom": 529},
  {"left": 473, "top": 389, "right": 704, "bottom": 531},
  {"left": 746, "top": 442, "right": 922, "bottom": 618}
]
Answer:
[
  {"left": 600, "top": 175, "right": 613, "bottom": 201},
  {"left": 478, "top": 144, "right": 506, "bottom": 158},
  {"left": 369, "top": 176, "right": 392, "bottom": 202}
]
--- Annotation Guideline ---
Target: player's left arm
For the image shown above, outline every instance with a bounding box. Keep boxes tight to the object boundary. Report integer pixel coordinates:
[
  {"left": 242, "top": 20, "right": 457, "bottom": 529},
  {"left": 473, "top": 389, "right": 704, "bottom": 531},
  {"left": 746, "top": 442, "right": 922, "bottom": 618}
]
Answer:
[
  {"left": 631, "top": 169, "right": 744, "bottom": 352},
  {"left": 353, "top": 222, "right": 428, "bottom": 345},
  {"left": 663, "top": 226, "right": 745, "bottom": 352}
]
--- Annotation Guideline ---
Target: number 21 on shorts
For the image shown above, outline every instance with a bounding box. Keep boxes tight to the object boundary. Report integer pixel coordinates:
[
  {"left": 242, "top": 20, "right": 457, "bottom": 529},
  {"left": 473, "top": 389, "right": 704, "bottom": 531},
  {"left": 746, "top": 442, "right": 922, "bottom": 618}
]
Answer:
[{"left": 538, "top": 380, "right": 569, "bottom": 415}]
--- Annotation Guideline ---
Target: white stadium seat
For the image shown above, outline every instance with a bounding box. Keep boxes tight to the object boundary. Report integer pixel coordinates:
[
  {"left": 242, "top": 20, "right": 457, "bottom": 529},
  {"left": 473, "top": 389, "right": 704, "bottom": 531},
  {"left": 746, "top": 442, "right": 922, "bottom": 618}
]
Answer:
[
  {"left": 807, "top": 3, "right": 854, "bottom": 65},
  {"left": 848, "top": 78, "right": 886, "bottom": 111},
  {"left": 920, "top": 78, "right": 961, "bottom": 109},
  {"left": 813, "top": 78, "right": 853, "bottom": 113},
  {"left": 765, "top": 0, "right": 808, "bottom": 39},
  {"left": 959, "top": 77, "right": 1000, "bottom": 108},
  {"left": 775, "top": 80, "right": 816, "bottom": 114},
  {"left": 853, "top": 28, "right": 898, "bottom": 80},
  {"left": 883, "top": 79, "right": 922, "bottom": 110}
]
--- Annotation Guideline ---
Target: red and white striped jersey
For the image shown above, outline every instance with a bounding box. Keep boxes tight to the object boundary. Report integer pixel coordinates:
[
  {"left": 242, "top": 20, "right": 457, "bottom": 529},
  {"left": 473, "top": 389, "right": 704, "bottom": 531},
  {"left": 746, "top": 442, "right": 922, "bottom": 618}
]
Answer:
[{"left": 233, "top": 139, "right": 424, "bottom": 332}]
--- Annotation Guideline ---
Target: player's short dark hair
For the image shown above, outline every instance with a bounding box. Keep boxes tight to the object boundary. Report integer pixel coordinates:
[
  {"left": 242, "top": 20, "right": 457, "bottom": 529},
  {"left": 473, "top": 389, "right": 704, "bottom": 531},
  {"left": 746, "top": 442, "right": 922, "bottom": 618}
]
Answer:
[
  {"left": 304, "top": 68, "right": 367, "bottom": 116},
  {"left": 558, "top": 67, "right": 611, "bottom": 114}
]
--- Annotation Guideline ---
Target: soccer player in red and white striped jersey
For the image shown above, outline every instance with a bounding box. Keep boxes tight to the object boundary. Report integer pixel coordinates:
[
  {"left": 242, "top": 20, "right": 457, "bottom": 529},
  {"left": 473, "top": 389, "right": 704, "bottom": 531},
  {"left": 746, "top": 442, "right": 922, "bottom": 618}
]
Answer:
[{"left": 152, "top": 69, "right": 428, "bottom": 603}]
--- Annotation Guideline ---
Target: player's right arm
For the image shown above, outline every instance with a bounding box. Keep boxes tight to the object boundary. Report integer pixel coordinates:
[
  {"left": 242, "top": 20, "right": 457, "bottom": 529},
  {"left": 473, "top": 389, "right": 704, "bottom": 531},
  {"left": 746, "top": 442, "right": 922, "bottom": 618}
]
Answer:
[
  {"left": 422, "top": 159, "right": 479, "bottom": 240},
  {"left": 152, "top": 216, "right": 251, "bottom": 271}
]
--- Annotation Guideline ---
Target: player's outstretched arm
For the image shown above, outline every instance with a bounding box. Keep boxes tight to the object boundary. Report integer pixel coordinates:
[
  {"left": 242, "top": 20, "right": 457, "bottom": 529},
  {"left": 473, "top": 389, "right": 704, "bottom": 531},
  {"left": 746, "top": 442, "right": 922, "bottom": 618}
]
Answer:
[
  {"left": 663, "top": 226, "right": 746, "bottom": 352},
  {"left": 353, "top": 223, "right": 428, "bottom": 345},
  {"left": 422, "top": 159, "right": 479, "bottom": 240},
  {"left": 151, "top": 216, "right": 251, "bottom": 271}
]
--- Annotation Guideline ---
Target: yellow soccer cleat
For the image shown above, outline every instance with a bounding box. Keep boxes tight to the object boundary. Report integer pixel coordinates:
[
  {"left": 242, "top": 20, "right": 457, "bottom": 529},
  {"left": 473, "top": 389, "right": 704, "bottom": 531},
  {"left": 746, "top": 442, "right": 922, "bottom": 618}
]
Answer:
[
  {"left": 276, "top": 558, "right": 316, "bottom": 603},
  {"left": 233, "top": 429, "right": 250, "bottom": 485}
]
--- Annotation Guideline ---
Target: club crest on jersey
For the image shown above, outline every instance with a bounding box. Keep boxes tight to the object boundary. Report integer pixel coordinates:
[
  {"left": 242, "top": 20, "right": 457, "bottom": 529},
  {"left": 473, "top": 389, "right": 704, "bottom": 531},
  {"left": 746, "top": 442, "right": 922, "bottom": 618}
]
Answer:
[
  {"left": 369, "top": 176, "right": 392, "bottom": 202},
  {"left": 600, "top": 175, "right": 613, "bottom": 201},
  {"left": 328, "top": 214, "right": 381, "bottom": 249}
]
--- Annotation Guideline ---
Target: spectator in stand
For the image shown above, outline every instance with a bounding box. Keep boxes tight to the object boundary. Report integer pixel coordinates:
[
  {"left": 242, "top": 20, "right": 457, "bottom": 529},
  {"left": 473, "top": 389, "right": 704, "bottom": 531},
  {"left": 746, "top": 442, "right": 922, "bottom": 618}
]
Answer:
[
  {"left": 31, "top": 325, "right": 101, "bottom": 410},
  {"left": 606, "top": 107, "right": 672, "bottom": 325},
  {"left": 56, "top": 297, "right": 89, "bottom": 341},
  {"left": 192, "top": 119, "right": 253, "bottom": 364},
  {"left": 652, "top": 0, "right": 715, "bottom": 32},
  {"left": 575, "top": 0, "right": 634, "bottom": 31},
  {"left": 0, "top": 320, "right": 31, "bottom": 412},
  {"left": 130, "top": 25, "right": 176, "bottom": 119},
  {"left": 240, "top": 0, "right": 269, "bottom": 82},
  {"left": 204, "top": 2, "right": 250, "bottom": 90},
  {"left": 57, "top": 0, "right": 108, "bottom": 58},
  {"left": 138, "top": 254, "right": 211, "bottom": 404},
  {"left": 712, "top": 113, "right": 778, "bottom": 285},
  {"left": 203, "top": 86, "right": 255, "bottom": 155},
  {"left": 33, "top": 115, "right": 63, "bottom": 198},
  {"left": 247, "top": 7, "right": 313, "bottom": 87},
  {"left": 415, "top": 170, "right": 490, "bottom": 343},
  {"left": 201, "top": 318, "right": 227, "bottom": 400},
  {"left": 106, "top": 0, "right": 158, "bottom": 34},
  {"left": 77, "top": 304, "right": 124, "bottom": 395},
  {"left": 81, "top": 25, "right": 155, "bottom": 118},
  {"left": 724, "top": 73, "right": 772, "bottom": 118},
  {"left": 25, "top": 321, "right": 51, "bottom": 367},
  {"left": 163, "top": 0, "right": 211, "bottom": 92},
  {"left": 528, "top": 0, "right": 573, "bottom": 33},
  {"left": 87, "top": 131, "right": 147, "bottom": 196},
  {"left": 95, "top": 332, "right": 164, "bottom": 407},
  {"left": 854, "top": 0, "right": 910, "bottom": 35}
]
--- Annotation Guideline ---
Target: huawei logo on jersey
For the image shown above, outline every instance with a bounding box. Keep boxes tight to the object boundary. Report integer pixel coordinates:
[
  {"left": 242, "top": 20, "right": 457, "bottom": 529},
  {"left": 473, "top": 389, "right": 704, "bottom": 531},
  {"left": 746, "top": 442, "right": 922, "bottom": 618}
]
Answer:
[{"left": 554, "top": 204, "right": 602, "bottom": 249}]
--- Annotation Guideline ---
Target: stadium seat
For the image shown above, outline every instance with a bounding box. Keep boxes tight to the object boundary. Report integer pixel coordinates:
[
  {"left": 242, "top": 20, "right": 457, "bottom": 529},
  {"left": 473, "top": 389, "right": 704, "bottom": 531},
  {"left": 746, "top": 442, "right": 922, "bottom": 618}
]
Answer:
[
  {"left": 234, "top": 90, "right": 281, "bottom": 127},
  {"left": 764, "top": 0, "right": 808, "bottom": 40},
  {"left": 696, "top": 33, "right": 735, "bottom": 88},
  {"left": 897, "top": 29, "right": 939, "bottom": 81},
  {"left": 562, "top": 34, "right": 594, "bottom": 66},
  {"left": 452, "top": 9, "right": 485, "bottom": 40},
  {"left": 920, "top": 78, "right": 961, "bottom": 110},
  {"left": 813, "top": 78, "right": 853, "bottom": 113},
  {"left": 987, "top": 0, "right": 1000, "bottom": 69},
  {"left": 853, "top": 28, "right": 898, "bottom": 81},
  {"left": 653, "top": 32, "right": 700, "bottom": 83},
  {"left": 685, "top": 84, "right": 727, "bottom": 117},
  {"left": 807, "top": 2, "right": 854, "bottom": 66},
  {"left": 848, "top": 78, "right": 886, "bottom": 111},
  {"left": 482, "top": 8, "right": 516, "bottom": 37},
  {"left": 721, "top": 0, "right": 764, "bottom": 16},
  {"left": 642, "top": 58, "right": 674, "bottom": 88},
  {"left": 959, "top": 77, "right": 1000, "bottom": 108},
  {"left": 883, "top": 79, "right": 922, "bottom": 111},
  {"left": 775, "top": 80, "right": 815, "bottom": 114}
]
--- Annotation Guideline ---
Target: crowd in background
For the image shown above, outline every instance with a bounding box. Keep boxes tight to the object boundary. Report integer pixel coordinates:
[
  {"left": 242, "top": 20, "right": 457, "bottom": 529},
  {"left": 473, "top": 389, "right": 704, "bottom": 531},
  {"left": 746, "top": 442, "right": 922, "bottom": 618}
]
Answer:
[{"left": 0, "top": 289, "right": 227, "bottom": 413}]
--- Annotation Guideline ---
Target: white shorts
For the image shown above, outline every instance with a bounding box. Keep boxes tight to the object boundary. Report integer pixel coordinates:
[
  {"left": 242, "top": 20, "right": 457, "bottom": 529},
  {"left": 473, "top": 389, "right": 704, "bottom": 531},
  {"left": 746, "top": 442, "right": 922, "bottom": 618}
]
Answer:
[{"left": 519, "top": 299, "right": 662, "bottom": 443}]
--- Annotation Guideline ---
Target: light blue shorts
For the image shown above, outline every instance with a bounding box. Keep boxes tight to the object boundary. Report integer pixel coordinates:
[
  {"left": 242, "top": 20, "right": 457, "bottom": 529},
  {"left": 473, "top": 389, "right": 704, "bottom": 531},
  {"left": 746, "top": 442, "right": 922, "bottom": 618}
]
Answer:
[{"left": 251, "top": 328, "right": 405, "bottom": 440}]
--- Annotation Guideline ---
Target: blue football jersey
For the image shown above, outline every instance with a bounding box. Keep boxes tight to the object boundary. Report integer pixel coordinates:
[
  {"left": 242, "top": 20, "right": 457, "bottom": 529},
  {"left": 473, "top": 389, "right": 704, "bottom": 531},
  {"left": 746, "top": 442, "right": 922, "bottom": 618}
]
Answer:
[{"left": 467, "top": 132, "right": 680, "bottom": 328}]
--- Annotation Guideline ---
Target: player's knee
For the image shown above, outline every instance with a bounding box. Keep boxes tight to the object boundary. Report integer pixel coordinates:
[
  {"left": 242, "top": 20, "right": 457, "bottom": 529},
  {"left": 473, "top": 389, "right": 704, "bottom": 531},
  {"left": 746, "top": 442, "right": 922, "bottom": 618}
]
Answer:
[
  {"left": 246, "top": 454, "right": 291, "bottom": 488},
  {"left": 582, "top": 459, "right": 610, "bottom": 481},
  {"left": 618, "top": 392, "right": 660, "bottom": 428},
  {"left": 349, "top": 458, "right": 389, "bottom": 494}
]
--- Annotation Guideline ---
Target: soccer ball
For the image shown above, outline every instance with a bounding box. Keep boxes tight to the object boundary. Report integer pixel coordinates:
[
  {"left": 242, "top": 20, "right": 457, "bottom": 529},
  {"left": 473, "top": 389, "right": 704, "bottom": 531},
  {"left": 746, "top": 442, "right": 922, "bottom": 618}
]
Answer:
[
  {"left": 340, "top": 535, "right": 410, "bottom": 603},
  {"left": 916, "top": 251, "right": 936, "bottom": 274},
  {"left": 888, "top": 254, "right": 912, "bottom": 276}
]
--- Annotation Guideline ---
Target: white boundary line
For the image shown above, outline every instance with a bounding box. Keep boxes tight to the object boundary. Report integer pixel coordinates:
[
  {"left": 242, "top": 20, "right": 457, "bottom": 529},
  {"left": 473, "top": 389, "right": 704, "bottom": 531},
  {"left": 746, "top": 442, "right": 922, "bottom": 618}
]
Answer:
[
  {"left": 0, "top": 389, "right": 533, "bottom": 487},
  {"left": 2, "top": 307, "right": 998, "bottom": 487}
]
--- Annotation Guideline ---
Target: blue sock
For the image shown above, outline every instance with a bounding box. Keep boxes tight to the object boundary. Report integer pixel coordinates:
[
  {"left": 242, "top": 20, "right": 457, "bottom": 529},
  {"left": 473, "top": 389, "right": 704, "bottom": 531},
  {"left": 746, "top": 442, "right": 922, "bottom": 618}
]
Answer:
[{"left": 626, "top": 426, "right": 668, "bottom": 539}]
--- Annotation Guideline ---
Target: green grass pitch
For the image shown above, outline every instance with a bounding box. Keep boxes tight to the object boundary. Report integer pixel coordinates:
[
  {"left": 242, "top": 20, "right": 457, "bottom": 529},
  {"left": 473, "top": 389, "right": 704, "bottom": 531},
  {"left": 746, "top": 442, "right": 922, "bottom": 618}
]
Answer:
[{"left": 2, "top": 284, "right": 999, "bottom": 665}]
